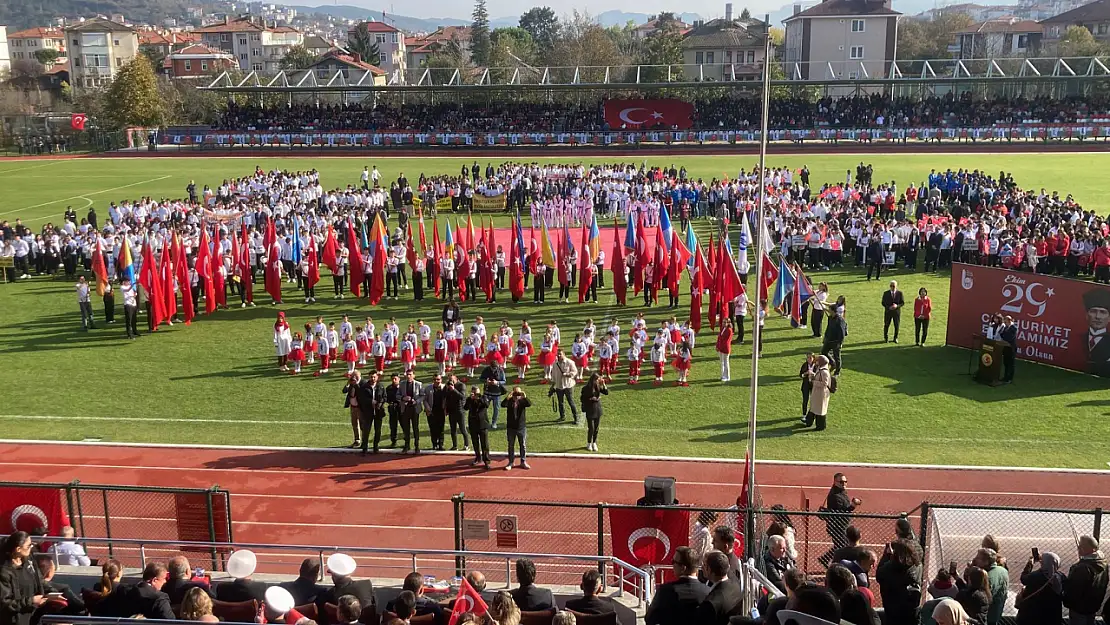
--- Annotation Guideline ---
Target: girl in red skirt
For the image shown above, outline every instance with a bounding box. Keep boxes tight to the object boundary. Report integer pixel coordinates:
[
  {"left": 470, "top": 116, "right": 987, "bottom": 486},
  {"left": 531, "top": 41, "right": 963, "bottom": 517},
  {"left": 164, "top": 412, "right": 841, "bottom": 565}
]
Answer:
[
  {"left": 433, "top": 331, "right": 448, "bottom": 377},
  {"left": 399, "top": 335, "right": 416, "bottom": 374},
  {"left": 538, "top": 331, "right": 556, "bottom": 383},
  {"left": 626, "top": 342, "right": 643, "bottom": 384},
  {"left": 343, "top": 337, "right": 359, "bottom": 377},
  {"left": 570, "top": 334, "right": 589, "bottom": 381},
  {"left": 382, "top": 326, "right": 396, "bottom": 365},
  {"left": 667, "top": 317, "right": 682, "bottom": 356},
  {"left": 511, "top": 338, "right": 531, "bottom": 382},
  {"left": 460, "top": 337, "right": 480, "bottom": 381},
  {"left": 355, "top": 326, "right": 371, "bottom": 367},
  {"left": 304, "top": 323, "right": 316, "bottom": 365},
  {"left": 418, "top": 320, "right": 432, "bottom": 360},
  {"left": 547, "top": 320, "right": 561, "bottom": 352},
  {"left": 445, "top": 325, "right": 459, "bottom": 371},
  {"left": 485, "top": 338, "right": 504, "bottom": 366},
  {"left": 672, "top": 339, "right": 692, "bottom": 386},
  {"left": 289, "top": 332, "right": 304, "bottom": 375}
]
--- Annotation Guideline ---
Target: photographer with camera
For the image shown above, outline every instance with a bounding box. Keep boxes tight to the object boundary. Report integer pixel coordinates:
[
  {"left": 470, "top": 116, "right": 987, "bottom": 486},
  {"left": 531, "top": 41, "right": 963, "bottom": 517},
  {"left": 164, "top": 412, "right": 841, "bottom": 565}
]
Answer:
[
  {"left": 549, "top": 351, "right": 580, "bottom": 424},
  {"left": 501, "top": 386, "right": 532, "bottom": 471},
  {"left": 464, "top": 386, "right": 492, "bottom": 469}
]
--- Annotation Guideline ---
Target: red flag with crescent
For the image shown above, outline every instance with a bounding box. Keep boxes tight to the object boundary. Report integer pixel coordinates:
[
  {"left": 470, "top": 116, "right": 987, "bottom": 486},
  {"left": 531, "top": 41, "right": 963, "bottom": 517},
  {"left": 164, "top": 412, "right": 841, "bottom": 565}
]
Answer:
[
  {"left": 446, "top": 578, "right": 488, "bottom": 625},
  {"left": 70, "top": 113, "right": 87, "bottom": 131},
  {"left": 0, "top": 488, "right": 68, "bottom": 535},
  {"left": 603, "top": 99, "right": 694, "bottom": 130},
  {"left": 608, "top": 507, "right": 690, "bottom": 569}
]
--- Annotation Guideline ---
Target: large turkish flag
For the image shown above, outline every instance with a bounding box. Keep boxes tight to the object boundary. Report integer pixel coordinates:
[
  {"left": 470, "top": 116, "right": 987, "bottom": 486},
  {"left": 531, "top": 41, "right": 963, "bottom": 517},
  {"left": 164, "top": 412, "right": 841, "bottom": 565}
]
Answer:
[
  {"left": 604, "top": 99, "right": 695, "bottom": 130},
  {"left": 609, "top": 506, "right": 690, "bottom": 568},
  {"left": 0, "top": 487, "right": 68, "bottom": 534}
]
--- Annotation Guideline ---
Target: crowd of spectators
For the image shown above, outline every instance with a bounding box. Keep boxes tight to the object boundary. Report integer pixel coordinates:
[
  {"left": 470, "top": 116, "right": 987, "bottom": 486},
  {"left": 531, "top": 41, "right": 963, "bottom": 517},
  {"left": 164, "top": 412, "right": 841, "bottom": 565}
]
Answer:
[{"left": 211, "top": 94, "right": 1110, "bottom": 134}]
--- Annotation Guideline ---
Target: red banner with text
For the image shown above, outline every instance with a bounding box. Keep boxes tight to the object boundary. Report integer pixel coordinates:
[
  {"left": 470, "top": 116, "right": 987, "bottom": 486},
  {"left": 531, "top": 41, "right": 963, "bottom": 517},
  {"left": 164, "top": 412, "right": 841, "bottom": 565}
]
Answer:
[
  {"left": 603, "top": 99, "right": 696, "bottom": 130},
  {"left": 946, "top": 263, "right": 1110, "bottom": 377}
]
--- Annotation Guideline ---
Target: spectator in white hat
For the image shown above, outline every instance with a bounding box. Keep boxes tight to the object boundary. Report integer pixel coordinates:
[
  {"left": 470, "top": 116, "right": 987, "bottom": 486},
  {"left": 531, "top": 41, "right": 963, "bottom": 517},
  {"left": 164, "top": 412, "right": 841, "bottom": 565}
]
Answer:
[
  {"left": 265, "top": 586, "right": 311, "bottom": 625},
  {"left": 317, "top": 553, "right": 375, "bottom": 614},
  {"left": 216, "top": 550, "right": 266, "bottom": 603}
]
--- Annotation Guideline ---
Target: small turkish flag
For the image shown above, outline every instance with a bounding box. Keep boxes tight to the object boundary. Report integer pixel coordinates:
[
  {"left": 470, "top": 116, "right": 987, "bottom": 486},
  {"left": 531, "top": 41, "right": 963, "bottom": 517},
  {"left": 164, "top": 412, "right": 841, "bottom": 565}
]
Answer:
[
  {"left": 447, "top": 578, "right": 487, "bottom": 625},
  {"left": 71, "top": 113, "right": 87, "bottom": 131}
]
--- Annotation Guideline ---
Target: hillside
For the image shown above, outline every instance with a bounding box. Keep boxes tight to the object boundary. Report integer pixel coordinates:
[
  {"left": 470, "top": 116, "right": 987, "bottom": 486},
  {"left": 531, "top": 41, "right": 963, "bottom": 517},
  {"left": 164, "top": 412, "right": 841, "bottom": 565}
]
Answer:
[{"left": 0, "top": 0, "right": 201, "bottom": 29}]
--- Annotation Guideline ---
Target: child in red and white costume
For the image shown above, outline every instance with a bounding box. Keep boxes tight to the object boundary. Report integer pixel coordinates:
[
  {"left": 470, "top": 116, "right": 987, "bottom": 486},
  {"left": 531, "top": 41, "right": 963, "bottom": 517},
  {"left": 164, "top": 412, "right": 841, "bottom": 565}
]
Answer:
[
  {"left": 570, "top": 335, "right": 589, "bottom": 381},
  {"left": 485, "top": 338, "right": 504, "bottom": 366},
  {"left": 371, "top": 334, "right": 387, "bottom": 375},
  {"left": 520, "top": 323, "right": 534, "bottom": 359},
  {"left": 474, "top": 316, "right": 487, "bottom": 351},
  {"left": 668, "top": 316, "right": 682, "bottom": 355},
  {"left": 417, "top": 320, "right": 432, "bottom": 360},
  {"left": 381, "top": 325, "right": 396, "bottom": 365},
  {"left": 627, "top": 342, "right": 643, "bottom": 384},
  {"left": 289, "top": 333, "right": 304, "bottom": 375},
  {"left": 327, "top": 323, "right": 339, "bottom": 364},
  {"left": 304, "top": 323, "right": 316, "bottom": 365},
  {"left": 433, "top": 331, "right": 448, "bottom": 377},
  {"left": 650, "top": 337, "right": 667, "bottom": 385},
  {"left": 547, "top": 321, "right": 560, "bottom": 352},
  {"left": 399, "top": 335, "right": 416, "bottom": 374},
  {"left": 597, "top": 338, "right": 614, "bottom": 381},
  {"left": 343, "top": 337, "right": 358, "bottom": 377},
  {"left": 511, "top": 339, "right": 531, "bottom": 382},
  {"left": 672, "top": 339, "right": 692, "bottom": 386},
  {"left": 314, "top": 331, "right": 330, "bottom": 376},
  {"left": 460, "top": 337, "right": 479, "bottom": 381},
  {"left": 355, "top": 326, "right": 371, "bottom": 367},
  {"left": 538, "top": 332, "right": 556, "bottom": 383}
]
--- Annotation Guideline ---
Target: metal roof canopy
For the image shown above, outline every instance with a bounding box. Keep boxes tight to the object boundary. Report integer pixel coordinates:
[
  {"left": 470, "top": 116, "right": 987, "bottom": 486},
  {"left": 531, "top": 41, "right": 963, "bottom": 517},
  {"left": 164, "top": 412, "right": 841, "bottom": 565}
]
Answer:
[{"left": 202, "top": 56, "right": 1110, "bottom": 93}]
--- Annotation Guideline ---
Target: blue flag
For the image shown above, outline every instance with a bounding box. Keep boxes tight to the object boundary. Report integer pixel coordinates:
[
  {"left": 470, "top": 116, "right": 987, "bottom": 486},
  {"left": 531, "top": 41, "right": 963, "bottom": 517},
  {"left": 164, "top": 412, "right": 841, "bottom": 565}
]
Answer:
[
  {"left": 291, "top": 216, "right": 302, "bottom": 264},
  {"left": 623, "top": 215, "right": 636, "bottom": 249},
  {"left": 772, "top": 258, "right": 795, "bottom": 310}
]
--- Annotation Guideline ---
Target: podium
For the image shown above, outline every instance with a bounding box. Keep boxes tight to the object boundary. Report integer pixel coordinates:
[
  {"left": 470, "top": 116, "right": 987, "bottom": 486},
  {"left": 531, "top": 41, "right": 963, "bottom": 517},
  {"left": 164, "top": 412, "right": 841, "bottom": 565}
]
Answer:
[{"left": 973, "top": 335, "right": 1009, "bottom": 386}]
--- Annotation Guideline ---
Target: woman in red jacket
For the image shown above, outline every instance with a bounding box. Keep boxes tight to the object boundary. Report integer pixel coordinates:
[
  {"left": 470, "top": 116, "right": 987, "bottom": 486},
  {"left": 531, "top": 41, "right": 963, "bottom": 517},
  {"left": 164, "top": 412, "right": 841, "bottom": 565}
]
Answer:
[
  {"left": 1094, "top": 238, "right": 1110, "bottom": 284},
  {"left": 716, "top": 319, "right": 734, "bottom": 382},
  {"left": 914, "top": 287, "right": 932, "bottom": 346}
]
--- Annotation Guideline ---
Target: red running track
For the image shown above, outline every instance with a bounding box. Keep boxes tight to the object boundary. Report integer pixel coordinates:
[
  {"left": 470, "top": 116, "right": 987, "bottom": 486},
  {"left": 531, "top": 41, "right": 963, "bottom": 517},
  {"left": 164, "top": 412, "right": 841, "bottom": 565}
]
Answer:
[{"left": 4, "top": 442, "right": 1109, "bottom": 578}]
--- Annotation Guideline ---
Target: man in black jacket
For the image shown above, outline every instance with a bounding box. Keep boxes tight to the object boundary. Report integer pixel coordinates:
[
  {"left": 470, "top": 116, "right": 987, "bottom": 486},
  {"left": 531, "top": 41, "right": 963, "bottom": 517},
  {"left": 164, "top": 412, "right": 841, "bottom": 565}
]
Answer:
[
  {"left": 694, "top": 551, "right": 742, "bottom": 625},
  {"left": 646, "top": 546, "right": 709, "bottom": 625},
  {"left": 821, "top": 311, "right": 848, "bottom": 377},
  {"left": 164, "top": 556, "right": 213, "bottom": 605},
  {"left": 32, "top": 554, "right": 84, "bottom": 617},
  {"left": 924, "top": 227, "right": 943, "bottom": 272},
  {"left": 384, "top": 374, "right": 402, "bottom": 451},
  {"left": 281, "top": 559, "right": 325, "bottom": 606},
  {"left": 429, "top": 377, "right": 449, "bottom": 451},
  {"left": 464, "top": 387, "right": 491, "bottom": 469},
  {"left": 444, "top": 375, "right": 469, "bottom": 451},
  {"left": 317, "top": 553, "right": 375, "bottom": 613},
  {"left": 819, "top": 473, "right": 862, "bottom": 567},
  {"left": 565, "top": 570, "right": 618, "bottom": 620},
  {"left": 216, "top": 550, "right": 267, "bottom": 603},
  {"left": 385, "top": 573, "right": 441, "bottom": 621},
  {"left": 501, "top": 387, "right": 532, "bottom": 470},
  {"left": 881, "top": 280, "right": 905, "bottom": 343},
  {"left": 999, "top": 315, "right": 1018, "bottom": 383},
  {"left": 510, "top": 559, "right": 554, "bottom": 611},
  {"left": 479, "top": 361, "right": 507, "bottom": 429},
  {"left": 125, "top": 563, "right": 176, "bottom": 620},
  {"left": 1066, "top": 535, "right": 1108, "bottom": 625},
  {"left": 355, "top": 373, "right": 386, "bottom": 454}
]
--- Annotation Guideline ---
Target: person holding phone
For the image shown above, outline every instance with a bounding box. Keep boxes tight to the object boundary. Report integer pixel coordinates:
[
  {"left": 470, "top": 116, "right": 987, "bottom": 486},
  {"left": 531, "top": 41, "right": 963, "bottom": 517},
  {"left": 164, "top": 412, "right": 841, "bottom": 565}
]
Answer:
[
  {"left": 580, "top": 372, "right": 609, "bottom": 452},
  {"left": 463, "top": 386, "right": 491, "bottom": 470},
  {"left": 1016, "top": 550, "right": 1065, "bottom": 625},
  {"left": 501, "top": 386, "right": 532, "bottom": 470}
]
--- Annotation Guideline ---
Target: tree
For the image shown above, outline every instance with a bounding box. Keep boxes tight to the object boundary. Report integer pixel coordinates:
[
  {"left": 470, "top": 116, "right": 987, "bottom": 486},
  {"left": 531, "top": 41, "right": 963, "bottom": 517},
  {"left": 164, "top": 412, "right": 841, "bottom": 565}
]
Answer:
[
  {"left": 638, "top": 12, "right": 685, "bottom": 82},
  {"left": 140, "top": 47, "right": 167, "bottom": 75},
  {"left": 1057, "top": 25, "right": 1108, "bottom": 57},
  {"left": 768, "top": 27, "right": 784, "bottom": 48},
  {"left": 896, "top": 13, "right": 974, "bottom": 60},
  {"left": 32, "top": 49, "right": 61, "bottom": 67},
  {"left": 348, "top": 22, "right": 382, "bottom": 65},
  {"left": 103, "top": 55, "right": 166, "bottom": 128},
  {"left": 519, "top": 6, "right": 560, "bottom": 54},
  {"left": 280, "top": 44, "right": 318, "bottom": 69},
  {"left": 490, "top": 27, "right": 537, "bottom": 66},
  {"left": 740, "top": 7, "right": 751, "bottom": 19},
  {"left": 471, "top": 0, "right": 492, "bottom": 67}
]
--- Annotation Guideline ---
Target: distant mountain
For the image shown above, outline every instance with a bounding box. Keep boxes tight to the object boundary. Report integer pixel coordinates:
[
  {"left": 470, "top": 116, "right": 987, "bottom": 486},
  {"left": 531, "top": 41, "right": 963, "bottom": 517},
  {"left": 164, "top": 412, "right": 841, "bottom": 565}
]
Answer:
[
  {"left": 0, "top": 0, "right": 199, "bottom": 30},
  {"left": 290, "top": 4, "right": 470, "bottom": 31}
]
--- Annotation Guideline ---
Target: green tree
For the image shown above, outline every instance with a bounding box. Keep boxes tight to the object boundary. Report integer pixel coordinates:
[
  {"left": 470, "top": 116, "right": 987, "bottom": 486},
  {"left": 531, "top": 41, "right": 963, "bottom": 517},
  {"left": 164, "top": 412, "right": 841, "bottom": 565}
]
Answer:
[
  {"left": 1057, "top": 25, "right": 1108, "bottom": 57},
  {"left": 280, "top": 44, "right": 318, "bottom": 69},
  {"left": 140, "top": 47, "right": 167, "bottom": 75},
  {"left": 470, "top": 0, "right": 492, "bottom": 66},
  {"left": 638, "top": 12, "right": 685, "bottom": 82},
  {"left": 740, "top": 7, "right": 751, "bottom": 19},
  {"left": 347, "top": 22, "right": 382, "bottom": 65},
  {"left": 32, "top": 49, "right": 61, "bottom": 66},
  {"left": 896, "top": 13, "right": 973, "bottom": 60},
  {"left": 519, "top": 6, "right": 560, "bottom": 54},
  {"left": 103, "top": 54, "right": 166, "bottom": 128},
  {"left": 490, "top": 27, "right": 537, "bottom": 65}
]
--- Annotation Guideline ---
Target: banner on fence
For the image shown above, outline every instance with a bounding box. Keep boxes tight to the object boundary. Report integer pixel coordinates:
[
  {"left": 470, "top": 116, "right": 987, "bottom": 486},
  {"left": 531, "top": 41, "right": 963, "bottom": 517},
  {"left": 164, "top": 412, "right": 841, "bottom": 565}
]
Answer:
[
  {"left": 0, "top": 487, "right": 68, "bottom": 534},
  {"left": 174, "top": 492, "right": 232, "bottom": 546},
  {"left": 608, "top": 507, "right": 690, "bottom": 568},
  {"left": 945, "top": 263, "right": 1110, "bottom": 376}
]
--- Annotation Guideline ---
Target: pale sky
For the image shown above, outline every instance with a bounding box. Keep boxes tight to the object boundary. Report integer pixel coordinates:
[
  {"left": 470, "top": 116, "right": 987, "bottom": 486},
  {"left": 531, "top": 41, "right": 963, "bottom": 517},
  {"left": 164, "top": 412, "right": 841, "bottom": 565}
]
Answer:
[{"left": 359, "top": 0, "right": 791, "bottom": 21}]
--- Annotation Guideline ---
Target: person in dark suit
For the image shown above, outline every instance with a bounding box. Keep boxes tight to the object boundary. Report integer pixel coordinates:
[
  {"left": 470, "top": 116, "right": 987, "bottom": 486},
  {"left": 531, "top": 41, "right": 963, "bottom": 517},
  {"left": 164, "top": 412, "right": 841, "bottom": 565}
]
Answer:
[
  {"left": 463, "top": 386, "right": 491, "bottom": 469},
  {"left": 865, "top": 233, "right": 884, "bottom": 281},
  {"left": 164, "top": 556, "right": 213, "bottom": 605},
  {"left": 125, "top": 563, "right": 176, "bottom": 620},
  {"left": 427, "top": 376, "right": 448, "bottom": 451},
  {"left": 646, "top": 546, "right": 709, "bottom": 625},
  {"left": 384, "top": 573, "right": 441, "bottom": 621},
  {"left": 342, "top": 372, "right": 364, "bottom": 448},
  {"left": 216, "top": 550, "right": 266, "bottom": 604},
  {"left": 904, "top": 228, "right": 921, "bottom": 270},
  {"left": 564, "top": 570, "right": 619, "bottom": 621},
  {"left": 355, "top": 372, "right": 386, "bottom": 454},
  {"left": 444, "top": 375, "right": 468, "bottom": 451},
  {"left": 384, "top": 374, "right": 402, "bottom": 450},
  {"left": 32, "top": 554, "right": 85, "bottom": 617},
  {"left": 510, "top": 558, "right": 555, "bottom": 611},
  {"left": 317, "top": 553, "right": 375, "bottom": 613},
  {"left": 281, "top": 559, "right": 325, "bottom": 606},
  {"left": 1083, "top": 288, "right": 1110, "bottom": 377},
  {"left": 881, "top": 280, "right": 905, "bottom": 343},
  {"left": 695, "top": 551, "right": 743, "bottom": 625},
  {"left": 999, "top": 315, "right": 1019, "bottom": 383},
  {"left": 398, "top": 370, "right": 423, "bottom": 453}
]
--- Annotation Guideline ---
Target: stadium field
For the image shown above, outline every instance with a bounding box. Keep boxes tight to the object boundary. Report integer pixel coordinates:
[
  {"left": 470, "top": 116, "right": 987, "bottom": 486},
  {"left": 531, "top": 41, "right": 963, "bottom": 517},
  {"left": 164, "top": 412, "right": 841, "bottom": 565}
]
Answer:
[{"left": 1, "top": 152, "right": 1108, "bottom": 469}]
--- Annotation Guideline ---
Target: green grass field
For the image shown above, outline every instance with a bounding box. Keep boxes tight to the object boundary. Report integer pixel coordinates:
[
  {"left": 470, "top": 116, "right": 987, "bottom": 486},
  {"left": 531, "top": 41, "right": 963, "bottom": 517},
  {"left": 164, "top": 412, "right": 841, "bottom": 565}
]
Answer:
[{"left": 1, "top": 152, "right": 1109, "bottom": 469}]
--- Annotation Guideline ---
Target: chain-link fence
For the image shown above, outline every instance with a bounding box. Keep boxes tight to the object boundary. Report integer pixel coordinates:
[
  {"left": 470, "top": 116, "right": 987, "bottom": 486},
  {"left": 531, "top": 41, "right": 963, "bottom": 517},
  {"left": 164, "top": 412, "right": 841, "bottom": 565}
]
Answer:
[{"left": 0, "top": 481, "right": 233, "bottom": 570}]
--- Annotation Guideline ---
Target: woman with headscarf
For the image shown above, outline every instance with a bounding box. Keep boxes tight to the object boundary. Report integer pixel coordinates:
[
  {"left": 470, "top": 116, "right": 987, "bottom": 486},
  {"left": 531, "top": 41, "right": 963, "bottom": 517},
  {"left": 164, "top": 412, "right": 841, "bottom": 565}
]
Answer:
[
  {"left": 273, "top": 312, "right": 292, "bottom": 371},
  {"left": 932, "top": 598, "right": 971, "bottom": 625},
  {"left": 1016, "top": 552, "right": 1065, "bottom": 625}
]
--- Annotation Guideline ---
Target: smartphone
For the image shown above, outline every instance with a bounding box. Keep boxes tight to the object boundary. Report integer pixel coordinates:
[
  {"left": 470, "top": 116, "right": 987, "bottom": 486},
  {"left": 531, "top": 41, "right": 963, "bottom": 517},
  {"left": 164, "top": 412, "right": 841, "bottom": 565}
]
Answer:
[{"left": 1032, "top": 547, "right": 1040, "bottom": 560}]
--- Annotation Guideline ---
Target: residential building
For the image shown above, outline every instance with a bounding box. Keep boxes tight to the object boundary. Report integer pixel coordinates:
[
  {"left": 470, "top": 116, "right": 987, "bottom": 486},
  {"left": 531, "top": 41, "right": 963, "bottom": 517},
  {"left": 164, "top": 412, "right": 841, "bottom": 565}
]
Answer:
[
  {"left": 1040, "top": 0, "right": 1110, "bottom": 45},
  {"left": 633, "top": 15, "right": 691, "bottom": 39},
  {"left": 349, "top": 21, "right": 405, "bottom": 80},
  {"left": 7, "top": 27, "right": 67, "bottom": 68},
  {"left": 303, "top": 34, "right": 338, "bottom": 56},
  {"left": 304, "top": 50, "right": 385, "bottom": 103},
  {"left": 65, "top": 18, "right": 139, "bottom": 88},
  {"left": 953, "top": 17, "right": 1042, "bottom": 57},
  {"left": 680, "top": 16, "right": 768, "bottom": 81},
  {"left": 405, "top": 26, "right": 470, "bottom": 69},
  {"left": 164, "top": 43, "right": 238, "bottom": 78},
  {"left": 919, "top": 3, "right": 1022, "bottom": 21},
  {"left": 138, "top": 29, "right": 199, "bottom": 59},
  {"left": 782, "top": 0, "right": 901, "bottom": 85},
  {"left": 0, "top": 26, "right": 9, "bottom": 76},
  {"left": 194, "top": 15, "right": 303, "bottom": 73}
]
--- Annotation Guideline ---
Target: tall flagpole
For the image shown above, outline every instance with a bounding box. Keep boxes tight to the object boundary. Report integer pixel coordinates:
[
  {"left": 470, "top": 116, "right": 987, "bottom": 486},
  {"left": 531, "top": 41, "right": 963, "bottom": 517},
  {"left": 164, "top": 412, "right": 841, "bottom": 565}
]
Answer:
[{"left": 745, "top": 14, "right": 774, "bottom": 563}]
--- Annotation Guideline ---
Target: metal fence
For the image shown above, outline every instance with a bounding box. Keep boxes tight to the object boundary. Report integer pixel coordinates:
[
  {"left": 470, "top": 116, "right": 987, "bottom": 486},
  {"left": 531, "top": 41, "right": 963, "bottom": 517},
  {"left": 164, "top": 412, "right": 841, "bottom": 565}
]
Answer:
[{"left": 0, "top": 480, "right": 233, "bottom": 570}]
